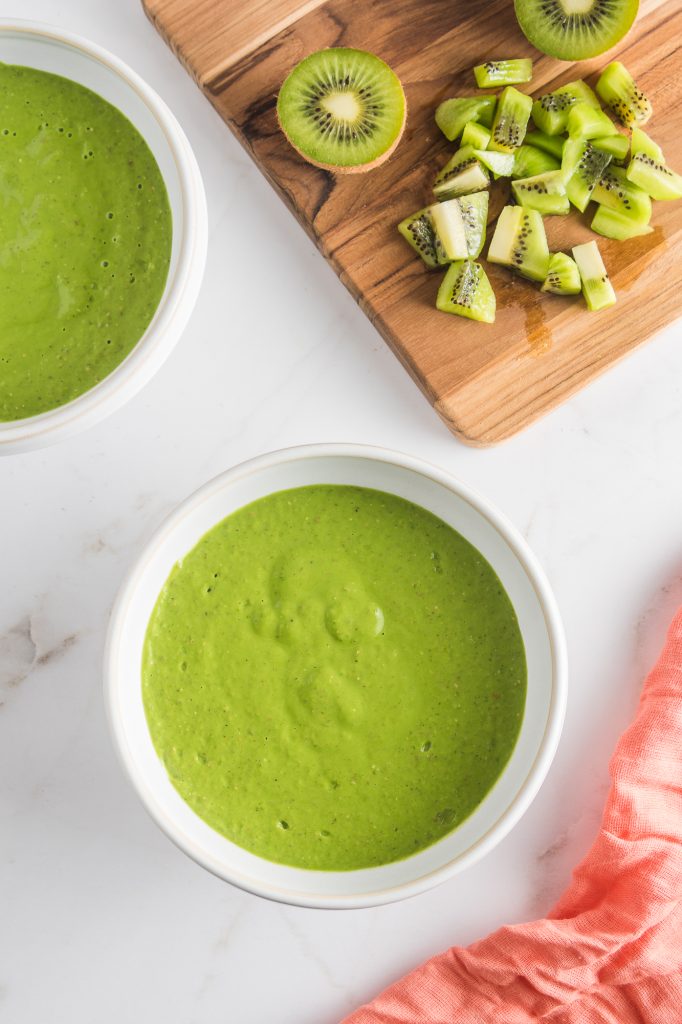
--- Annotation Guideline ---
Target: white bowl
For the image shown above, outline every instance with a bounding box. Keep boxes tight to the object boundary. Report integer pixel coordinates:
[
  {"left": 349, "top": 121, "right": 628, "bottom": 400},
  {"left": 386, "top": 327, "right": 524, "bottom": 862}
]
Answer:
[
  {"left": 0, "top": 20, "right": 207, "bottom": 455},
  {"left": 105, "top": 445, "right": 567, "bottom": 908}
]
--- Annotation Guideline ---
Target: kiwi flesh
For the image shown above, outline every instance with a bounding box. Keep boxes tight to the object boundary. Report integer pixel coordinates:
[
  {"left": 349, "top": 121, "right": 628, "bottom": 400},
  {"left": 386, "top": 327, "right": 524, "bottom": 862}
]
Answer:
[
  {"left": 461, "top": 121, "right": 492, "bottom": 150},
  {"left": 592, "top": 165, "right": 651, "bottom": 223},
  {"left": 437, "top": 260, "right": 496, "bottom": 323},
  {"left": 572, "top": 240, "right": 616, "bottom": 311},
  {"left": 488, "top": 205, "right": 550, "bottom": 282},
  {"left": 524, "top": 130, "right": 566, "bottom": 160},
  {"left": 398, "top": 207, "right": 448, "bottom": 268},
  {"left": 596, "top": 62, "right": 652, "bottom": 128},
  {"left": 626, "top": 153, "right": 682, "bottom": 201},
  {"left": 489, "top": 86, "right": 533, "bottom": 153},
  {"left": 514, "top": 0, "right": 638, "bottom": 61},
  {"left": 475, "top": 149, "right": 515, "bottom": 177},
  {"left": 429, "top": 200, "right": 469, "bottom": 260},
  {"left": 473, "top": 59, "right": 533, "bottom": 88},
  {"left": 512, "top": 170, "right": 569, "bottom": 215},
  {"left": 567, "top": 102, "right": 618, "bottom": 140},
  {"left": 531, "top": 80, "right": 599, "bottom": 136},
  {"left": 277, "top": 48, "right": 406, "bottom": 173},
  {"left": 563, "top": 139, "right": 612, "bottom": 211},
  {"left": 542, "top": 252, "right": 581, "bottom": 295},
  {"left": 434, "top": 147, "right": 490, "bottom": 199},
  {"left": 592, "top": 134, "right": 629, "bottom": 163},
  {"left": 591, "top": 205, "right": 653, "bottom": 241},
  {"left": 630, "top": 127, "right": 662, "bottom": 162},
  {"left": 457, "top": 192, "right": 490, "bottom": 258},
  {"left": 512, "top": 145, "right": 560, "bottom": 179},
  {"left": 435, "top": 97, "right": 496, "bottom": 142}
]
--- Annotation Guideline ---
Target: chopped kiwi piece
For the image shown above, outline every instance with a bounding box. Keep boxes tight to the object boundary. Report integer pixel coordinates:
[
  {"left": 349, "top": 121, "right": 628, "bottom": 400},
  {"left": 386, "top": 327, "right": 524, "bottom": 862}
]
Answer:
[
  {"left": 630, "top": 127, "right": 662, "bottom": 162},
  {"left": 514, "top": 0, "right": 638, "bottom": 61},
  {"left": 591, "top": 205, "right": 654, "bottom": 241},
  {"left": 429, "top": 200, "right": 469, "bottom": 260},
  {"left": 567, "top": 102, "right": 617, "bottom": 140},
  {"left": 541, "top": 252, "right": 581, "bottom": 295},
  {"left": 524, "top": 130, "right": 566, "bottom": 160},
  {"left": 461, "top": 121, "right": 492, "bottom": 149},
  {"left": 473, "top": 59, "right": 533, "bottom": 88},
  {"left": 457, "top": 192, "right": 489, "bottom": 258},
  {"left": 512, "top": 144, "right": 560, "bottom": 179},
  {"left": 436, "top": 260, "right": 496, "bottom": 322},
  {"left": 626, "top": 152, "right": 682, "bottom": 200},
  {"left": 592, "top": 165, "right": 651, "bottom": 223},
  {"left": 512, "top": 170, "right": 569, "bottom": 215},
  {"left": 488, "top": 205, "right": 550, "bottom": 282},
  {"left": 489, "top": 86, "right": 533, "bottom": 153},
  {"left": 434, "top": 146, "right": 490, "bottom": 198},
  {"left": 592, "top": 134, "right": 629, "bottom": 163},
  {"left": 475, "top": 149, "right": 515, "bottom": 177},
  {"left": 596, "top": 62, "right": 652, "bottom": 128},
  {"left": 398, "top": 207, "right": 448, "bottom": 267},
  {"left": 531, "top": 80, "right": 599, "bottom": 135},
  {"left": 572, "top": 240, "right": 616, "bottom": 311},
  {"left": 563, "top": 139, "right": 612, "bottom": 211},
  {"left": 276, "top": 48, "right": 406, "bottom": 172},
  {"left": 435, "top": 96, "right": 496, "bottom": 141}
]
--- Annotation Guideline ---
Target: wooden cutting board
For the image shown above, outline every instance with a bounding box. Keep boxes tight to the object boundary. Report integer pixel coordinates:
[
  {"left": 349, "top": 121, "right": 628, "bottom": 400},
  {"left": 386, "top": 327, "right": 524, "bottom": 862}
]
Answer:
[{"left": 143, "top": 0, "right": 682, "bottom": 444}]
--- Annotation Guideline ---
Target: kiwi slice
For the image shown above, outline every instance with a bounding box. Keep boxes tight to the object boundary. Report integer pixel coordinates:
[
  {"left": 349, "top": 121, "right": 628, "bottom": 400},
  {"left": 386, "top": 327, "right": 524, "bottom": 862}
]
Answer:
[
  {"left": 626, "top": 152, "right": 682, "bottom": 200},
  {"left": 434, "top": 146, "right": 490, "bottom": 199},
  {"left": 541, "top": 252, "right": 581, "bottom": 295},
  {"left": 591, "top": 205, "right": 654, "bottom": 241},
  {"left": 531, "top": 80, "right": 599, "bottom": 136},
  {"left": 457, "top": 192, "right": 489, "bottom": 258},
  {"left": 489, "top": 87, "right": 533, "bottom": 153},
  {"left": 512, "top": 144, "right": 560, "bottom": 179},
  {"left": 563, "top": 139, "right": 612, "bottom": 211},
  {"left": 630, "top": 127, "right": 662, "bottom": 162},
  {"left": 596, "top": 62, "right": 652, "bottom": 128},
  {"left": 572, "top": 240, "right": 616, "bottom": 311},
  {"left": 473, "top": 59, "right": 533, "bottom": 89},
  {"left": 514, "top": 0, "right": 638, "bottom": 61},
  {"left": 436, "top": 260, "right": 496, "bottom": 323},
  {"left": 398, "top": 207, "right": 448, "bottom": 268},
  {"left": 435, "top": 97, "right": 496, "bottom": 142},
  {"left": 592, "top": 134, "right": 629, "bottom": 163},
  {"left": 276, "top": 48, "right": 406, "bottom": 173},
  {"left": 461, "top": 121, "right": 492, "bottom": 150},
  {"left": 512, "top": 170, "right": 570, "bottom": 215},
  {"left": 592, "top": 165, "right": 651, "bottom": 223},
  {"left": 524, "top": 130, "right": 566, "bottom": 160},
  {"left": 475, "top": 149, "right": 516, "bottom": 177},
  {"left": 488, "top": 205, "right": 550, "bottom": 282},
  {"left": 567, "top": 102, "right": 618, "bottom": 140}
]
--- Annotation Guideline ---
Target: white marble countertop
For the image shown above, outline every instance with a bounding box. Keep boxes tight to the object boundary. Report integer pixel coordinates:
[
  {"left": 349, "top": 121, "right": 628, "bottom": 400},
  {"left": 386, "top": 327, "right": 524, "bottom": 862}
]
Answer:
[{"left": 2, "top": 2, "right": 682, "bottom": 1021}]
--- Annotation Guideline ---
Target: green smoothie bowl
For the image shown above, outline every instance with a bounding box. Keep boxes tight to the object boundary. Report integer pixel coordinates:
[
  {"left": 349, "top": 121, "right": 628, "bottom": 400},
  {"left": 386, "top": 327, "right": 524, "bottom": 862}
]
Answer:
[
  {"left": 0, "top": 21, "right": 207, "bottom": 454},
  {"left": 105, "top": 445, "right": 567, "bottom": 908}
]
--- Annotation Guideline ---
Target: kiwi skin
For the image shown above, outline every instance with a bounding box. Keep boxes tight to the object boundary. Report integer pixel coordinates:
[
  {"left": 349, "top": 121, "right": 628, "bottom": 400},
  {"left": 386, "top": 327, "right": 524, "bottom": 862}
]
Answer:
[{"left": 276, "top": 50, "right": 407, "bottom": 175}]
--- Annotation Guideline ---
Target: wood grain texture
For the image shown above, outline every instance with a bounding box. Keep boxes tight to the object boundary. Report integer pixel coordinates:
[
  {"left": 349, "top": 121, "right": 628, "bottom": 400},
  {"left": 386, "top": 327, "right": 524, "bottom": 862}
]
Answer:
[{"left": 143, "top": 0, "right": 682, "bottom": 444}]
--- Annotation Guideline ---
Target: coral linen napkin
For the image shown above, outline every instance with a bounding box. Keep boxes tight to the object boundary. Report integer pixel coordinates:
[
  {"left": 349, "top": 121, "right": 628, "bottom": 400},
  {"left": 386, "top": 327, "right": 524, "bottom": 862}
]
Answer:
[{"left": 343, "top": 608, "right": 682, "bottom": 1024}]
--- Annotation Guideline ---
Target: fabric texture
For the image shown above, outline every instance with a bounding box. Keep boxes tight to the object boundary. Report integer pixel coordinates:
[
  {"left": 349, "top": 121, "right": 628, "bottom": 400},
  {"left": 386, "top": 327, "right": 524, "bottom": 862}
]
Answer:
[{"left": 343, "top": 607, "right": 682, "bottom": 1024}]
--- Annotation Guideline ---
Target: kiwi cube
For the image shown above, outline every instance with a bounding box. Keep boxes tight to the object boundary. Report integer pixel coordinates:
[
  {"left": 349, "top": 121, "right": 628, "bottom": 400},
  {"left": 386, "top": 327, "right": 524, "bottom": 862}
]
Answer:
[
  {"left": 457, "top": 192, "right": 489, "bottom": 258},
  {"left": 524, "top": 130, "right": 566, "bottom": 160},
  {"left": 512, "top": 170, "right": 569, "bottom": 215},
  {"left": 626, "top": 152, "right": 682, "bottom": 200},
  {"left": 429, "top": 200, "right": 469, "bottom": 260},
  {"left": 572, "top": 240, "right": 616, "bottom": 311},
  {"left": 567, "top": 102, "right": 618, "bottom": 140},
  {"left": 596, "top": 62, "right": 652, "bottom": 128},
  {"left": 488, "top": 205, "right": 550, "bottom": 282},
  {"left": 398, "top": 207, "right": 447, "bottom": 267},
  {"left": 475, "top": 149, "right": 515, "bottom": 177},
  {"left": 435, "top": 96, "right": 497, "bottom": 141},
  {"left": 564, "top": 140, "right": 612, "bottom": 211},
  {"left": 461, "top": 121, "right": 492, "bottom": 150},
  {"left": 436, "top": 260, "right": 496, "bottom": 323},
  {"left": 591, "top": 205, "right": 654, "bottom": 241},
  {"left": 489, "top": 86, "right": 533, "bottom": 153},
  {"left": 592, "top": 165, "right": 651, "bottom": 224},
  {"left": 473, "top": 59, "right": 533, "bottom": 88},
  {"left": 531, "top": 80, "right": 600, "bottom": 135},
  {"left": 541, "top": 252, "right": 581, "bottom": 295},
  {"left": 512, "top": 144, "right": 560, "bottom": 179},
  {"left": 434, "top": 146, "right": 490, "bottom": 199},
  {"left": 630, "top": 127, "right": 663, "bottom": 162},
  {"left": 591, "top": 134, "right": 629, "bottom": 164}
]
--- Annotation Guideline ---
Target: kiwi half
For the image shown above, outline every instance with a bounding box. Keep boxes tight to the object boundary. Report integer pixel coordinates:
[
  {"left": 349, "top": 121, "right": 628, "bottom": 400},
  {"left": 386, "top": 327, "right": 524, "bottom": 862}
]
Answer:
[
  {"left": 514, "top": 0, "right": 639, "bottom": 61},
  {"left": 277, "top": 48, "right": 406, "bottom": 173}
]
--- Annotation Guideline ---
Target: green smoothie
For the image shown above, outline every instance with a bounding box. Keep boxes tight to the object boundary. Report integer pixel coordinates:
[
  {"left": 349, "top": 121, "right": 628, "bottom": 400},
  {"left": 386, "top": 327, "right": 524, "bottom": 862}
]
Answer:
[
  {"left": 142, "top": 485, "right": 527, "bottom": 871},
  {"left": 0, "top": 64, "right": 172, "bottom": 421}
]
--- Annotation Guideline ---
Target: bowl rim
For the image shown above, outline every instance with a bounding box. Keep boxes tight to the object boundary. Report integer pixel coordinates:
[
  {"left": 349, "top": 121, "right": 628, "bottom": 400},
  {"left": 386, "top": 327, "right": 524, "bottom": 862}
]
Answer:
[
  {"left": 104, "top": 443, "right": 568, "bottom": 908},
  {"left": 0, "top": 18, "right": 208, "bottom": 454}
]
